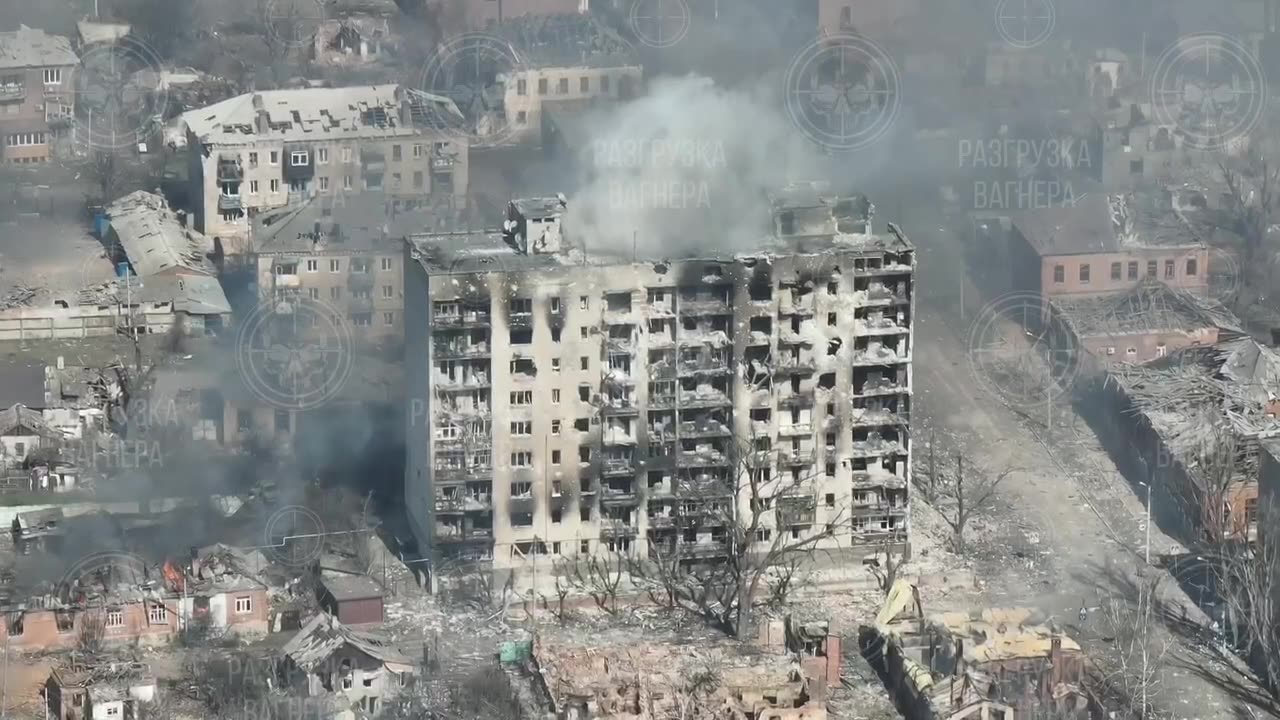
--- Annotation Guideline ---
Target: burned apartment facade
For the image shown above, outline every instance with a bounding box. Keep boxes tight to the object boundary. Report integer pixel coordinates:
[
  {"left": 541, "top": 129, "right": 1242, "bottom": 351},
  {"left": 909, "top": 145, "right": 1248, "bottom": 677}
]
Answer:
[
  {"left": 404, "top": 189, "right": 914, "bottom": 581},
  {"left": 181, "top": 85, "right": 468, "bottom": 252}
]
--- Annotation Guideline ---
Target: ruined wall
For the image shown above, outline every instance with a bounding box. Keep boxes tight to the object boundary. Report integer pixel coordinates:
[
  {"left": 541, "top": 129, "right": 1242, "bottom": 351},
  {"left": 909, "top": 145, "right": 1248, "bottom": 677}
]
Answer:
[{"left": 0, "top": 600, "right": 180, "bottom": 651}]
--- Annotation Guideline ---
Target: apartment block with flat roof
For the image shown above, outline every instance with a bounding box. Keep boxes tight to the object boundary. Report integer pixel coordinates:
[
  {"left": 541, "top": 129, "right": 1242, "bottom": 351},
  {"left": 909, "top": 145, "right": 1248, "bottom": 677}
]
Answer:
[
  {"left": 404, "top": 187, "right": 915, "bottom": 586},
  {"left": 181, "top": 84, "right": 469, "bottom": 253},
  {"left": 0, "top": 26, "right": 77, "bottom": 164}
]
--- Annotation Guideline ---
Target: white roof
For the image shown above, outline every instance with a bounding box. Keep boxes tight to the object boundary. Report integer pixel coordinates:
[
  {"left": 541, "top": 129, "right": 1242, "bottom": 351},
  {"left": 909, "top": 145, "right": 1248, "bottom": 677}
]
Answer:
[
  {"left": 181, "top": 84, "right": 463, "bottom": 145},
  {"left": 0, "top": 25, "right": 77, "bottom": 70},
  {"left": 76, "top": 21, "right": 132, "bottom": 46}
]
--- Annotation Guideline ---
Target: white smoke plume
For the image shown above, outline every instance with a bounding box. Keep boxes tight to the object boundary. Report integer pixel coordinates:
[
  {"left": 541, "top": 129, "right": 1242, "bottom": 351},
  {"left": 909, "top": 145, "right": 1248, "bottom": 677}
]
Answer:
[{"left": 563, "top": 73, "right": 829, "bottom": 258}]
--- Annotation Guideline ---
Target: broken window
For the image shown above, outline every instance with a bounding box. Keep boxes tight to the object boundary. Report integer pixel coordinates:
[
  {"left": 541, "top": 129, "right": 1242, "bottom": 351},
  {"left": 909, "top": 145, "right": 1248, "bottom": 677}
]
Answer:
[
  {"left": 1147, "top": 260, "right": 1157, "bottom": 277},
  {"left": 1110, "top": 262, "right": 1121, "bottom": 281},
  {"left": 1165, "top": 259, "right": 1175, "bottom": 279},
  {"left": 1053, "top": 265, "right": 1064, "bottom": 283},
  {"left": 54, "top": 610, "right": 74, "bottom": 632},
  {"left": 1079, "top": 264, "right": 1090, "bottom": 284},
  {"left": 606, "top": 292, "right": 632, "bottom": 312},
  {"left": 1186, "top": 258, "right": 1197, "bottom": 276},
  {"left": 1128, "top": 261, "right": 1138, "bottom": 280},
  {"left": 510, "top": 328, "right": 532, "bottom": 344}
]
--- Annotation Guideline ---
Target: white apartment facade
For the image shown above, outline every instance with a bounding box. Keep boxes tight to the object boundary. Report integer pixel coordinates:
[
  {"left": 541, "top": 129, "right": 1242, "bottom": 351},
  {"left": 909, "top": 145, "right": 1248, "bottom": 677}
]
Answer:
[{"left": 404, "top": 191, "right": 915, "bottom": 587}]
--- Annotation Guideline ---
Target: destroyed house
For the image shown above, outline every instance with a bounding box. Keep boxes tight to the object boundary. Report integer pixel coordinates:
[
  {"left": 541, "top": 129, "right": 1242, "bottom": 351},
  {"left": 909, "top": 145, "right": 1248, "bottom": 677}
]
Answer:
[
  {"left": 1050, "top": 278, "right": 1239, "bottom": 366},
  {"left": 165, "top": 544, "right": 271, "bottom": 636},
  {"left": 1007, "top": 192, "right": 1208, "bottom": 301},
  {"left": 867, "top": 581, "right": 1092, "bottom": 720},
  {"left": 534, "top": 629, "right": 829, "bottom": 719},
  {"left": 404, "top": 184, "right": 914, "bottom": 584},
  {"left": 313, "top": 0, "right": 400, "bottom": 66},
  {"left": 181, "top": 84, "right": 469, "bottom": 249},
  {"left": 1089, "top": 337, "right": 1280, "bottom": 544},
  {"left": 46, "top": 663, "right": 156, "bottom": 720},
  {"left": 281, "top": 613, "right": 417, "bottom": 716},
  {"left": 11, "top": 508, "right": 65, "bottom": 552},
  {"left": 0, "top": 403, "right": 61, "bottom": 468}
]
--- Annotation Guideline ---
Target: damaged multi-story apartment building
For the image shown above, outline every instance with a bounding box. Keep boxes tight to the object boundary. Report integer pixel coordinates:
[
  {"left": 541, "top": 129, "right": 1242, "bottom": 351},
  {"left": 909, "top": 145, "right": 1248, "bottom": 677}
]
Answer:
[
  {"left": 180, "top": 85, "right": 469, "bottom": 253},
  {"left": 403, "top": 185, "right": 915, "bottom": 586}
]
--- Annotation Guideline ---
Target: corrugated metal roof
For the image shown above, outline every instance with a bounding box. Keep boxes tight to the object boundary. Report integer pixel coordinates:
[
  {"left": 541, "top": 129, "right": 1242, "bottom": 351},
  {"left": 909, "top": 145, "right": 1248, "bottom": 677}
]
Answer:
[
  {"left": 106, "top": 191, "right": 213, "bottom": 277},
  {"left": 283, "top": 613, "right": 413, "bottom": 671}
]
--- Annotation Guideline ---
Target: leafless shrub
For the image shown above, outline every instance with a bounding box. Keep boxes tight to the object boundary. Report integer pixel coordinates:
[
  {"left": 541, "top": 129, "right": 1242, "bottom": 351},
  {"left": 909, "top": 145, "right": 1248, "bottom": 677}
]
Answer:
[{"left": 915, "top": 432, "right": 1010, "bottom": 554}]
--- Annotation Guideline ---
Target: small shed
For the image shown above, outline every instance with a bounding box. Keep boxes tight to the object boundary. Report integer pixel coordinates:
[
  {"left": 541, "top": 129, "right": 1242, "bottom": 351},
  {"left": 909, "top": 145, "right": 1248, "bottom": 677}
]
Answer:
[{"left": 319, "top": 574, "right": 384, "bottom": 625}]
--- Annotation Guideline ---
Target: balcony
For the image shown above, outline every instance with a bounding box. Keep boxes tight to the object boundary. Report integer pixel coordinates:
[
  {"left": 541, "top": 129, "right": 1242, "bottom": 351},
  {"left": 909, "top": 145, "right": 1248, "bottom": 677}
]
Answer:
[
  {"left": 431, "top": 155, "right": 455, "bottom": 170},
  {"left": 435, "top": 494, "right": 492, "bottom": 513},
  {"left": 602, "top": 487, "right": 638, "bottom": 505},
  {"left": 602, "top": 427, "right": 637, "bottom": 445},
  {"left": 678, "top": 354, "right": 731, "bottom": 376},
  {"left": 679, "top": 390, "right": 732, "bottom": 409},
  {"left": 856, "top": 375, "right": 907, "bottom": 397},
  {"left": 850, "top": 436, "right": 906, "bottom": 457},
  {"left": 435, "top": 341, "right": 490, "bottom": 359},
  {"left": 433, "top": 464, "right": 492, "bottom": 482},
  {"left": 599, "top": 518, "right": 637, "bottom": 537},
  {"left": 681, "top": 540, "right": 730, "bottom": 558},
  {"left": 864, "top": 283, "right": 909, "bottom": 305},
  {"left": 606, "top": 335, "right": 636, "bottom": 353},
  {"left": 677, "top": 448, "right": 729, "bottom": 468},
  {"left": 649, "top": 393, "right": 677, "bottom": 409},
  {"left": 217, "top": 157, "right": 244, "bottom": 180},
  {"left": 348, "top": 272, "right": 376, "bottom": 291},
  {"left": 647, "top": 514, "right": 676, "bottom": 529},
  {"left": 778, "top": 448, "right": 816, "bottom": 466},
  {"left": 775, "top": 357, "right": 817, "bottom": 375},
  {"left": 777, "top": 422, "right": 812, "bottom": 437},
  {"left": 850, "top": 406, "right": 908, "bottom": 427},
  {"left": 432, "top": 372, "right": 491, "bottom": 390},
  {"left": 777, "top": 496, "right": 817, "bottom": 526},
  {"left": 679, "top": 420, "right": 731, "bottom": 438},
  {"left": 602, "top": 457, "right": 635, "bottom": 475},
  {"left": 678, "top": 297, "right": 731, "bottom": 315},
  {"left": 854, "top": 317, "right": 909, "bottom": 336},
  {"left": 778, "top": 393, "right": 815, "bottom": 409},
  {"left": 602, "top": 396, "right": 639, "bottom": 415},
  {"left": 433, "top": 309, "right": 492, "bottom": 328},
  {"left": 217, "top": 195, "right": 242, "bottom": 211},
  {"left": 348, "top": 295, "right": 375, "bottom": 312},
  {"left": 851, "top": 343, "right": 909, "bottom": 366}
]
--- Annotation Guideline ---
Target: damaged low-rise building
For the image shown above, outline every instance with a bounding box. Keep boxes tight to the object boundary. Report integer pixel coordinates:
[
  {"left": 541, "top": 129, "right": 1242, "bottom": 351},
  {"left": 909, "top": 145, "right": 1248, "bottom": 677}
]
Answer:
[
  {"left": 46, "top": 661, "right": 156, "bottom": 720},
  {"left": 1050, "top": 277, "right": 1239, "bottom": 366},
  {"left": 312, "top": 0, "right": 400, "bottom": 67},
  {"left": 1082, "top": 337, "right": 1280, "bottom": 544},
  {"left": 404, "top": 184, "right": 915, "bottom": 586},
  {"left": 180, "top": 84, "right": 469, "bottom": 250},
  {"left": 534, "top": 625, "right": 829, "bottom": 719},
  {"left": 864, "top": 581, "right": 1094, "bottom": 720},
  {"left": 281, "top": 613, "right": 419, "bottom": 718},
  {"left": 1006, "top": 192, "right": 1209, "bottom": 303}
]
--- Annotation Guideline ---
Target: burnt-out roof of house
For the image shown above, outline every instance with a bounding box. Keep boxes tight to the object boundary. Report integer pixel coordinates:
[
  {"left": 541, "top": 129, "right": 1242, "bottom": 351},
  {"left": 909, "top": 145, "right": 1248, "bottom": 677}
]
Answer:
[
  {"left": 0, "top": 404, "right": 60, "bottom": 438},
  {"left": 497, "top": 13, "right": 638, "bottom": 69},
  {"left": 321, "top": 573, "right": 383, "bottom": 601},
  {"left": 1051, "top": 278, "right": 1242, "bottom": 338},
  {"left": 283, "top": 612, "right": 414, "bottom": 671}
]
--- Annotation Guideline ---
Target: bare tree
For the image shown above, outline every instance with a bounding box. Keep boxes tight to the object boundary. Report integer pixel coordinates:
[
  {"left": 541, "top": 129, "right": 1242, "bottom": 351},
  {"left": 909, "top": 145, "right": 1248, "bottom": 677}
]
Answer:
[
  {"left": 77, "top": 611, "right": 106, "bottom": 654},
  {"left": 1208, "top": 496, "right": 1280, "bottom": 699},
  {"left": 560, "top": 551, "right": 626, "bottom": 616},
  {"left": 865, "top": 535, "right": 908, "bottom": 595},
  {"left": 1220, "top": 160, "right": 1279, "bottom": 308},
  {"left": 629, "top": 435, "right": 848, "bottom": 640},
  {"left": 1094, "top": 569, "right": 1171, "bottom": 718},
  {"left": 915, "top": 433, "right": 1010, "bottom": 554}
]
